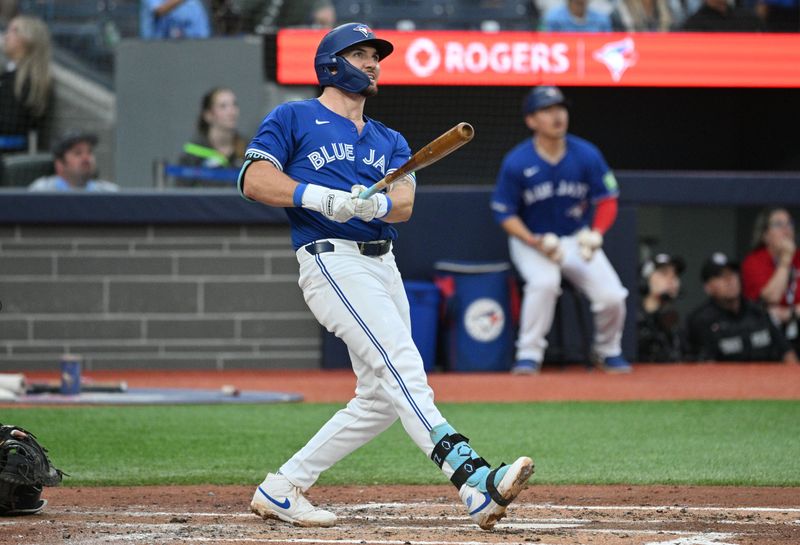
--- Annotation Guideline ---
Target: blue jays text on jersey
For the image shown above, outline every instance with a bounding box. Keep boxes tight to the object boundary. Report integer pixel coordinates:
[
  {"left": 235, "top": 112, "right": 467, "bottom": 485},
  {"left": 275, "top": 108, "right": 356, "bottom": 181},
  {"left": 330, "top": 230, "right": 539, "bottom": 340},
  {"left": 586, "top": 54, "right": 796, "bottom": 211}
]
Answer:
[
  {"left": 239, "top": 99, "right": 413, "bottom": 250},
  {"left": 490, "top": 134, "right": 618, "bottom": 237}
]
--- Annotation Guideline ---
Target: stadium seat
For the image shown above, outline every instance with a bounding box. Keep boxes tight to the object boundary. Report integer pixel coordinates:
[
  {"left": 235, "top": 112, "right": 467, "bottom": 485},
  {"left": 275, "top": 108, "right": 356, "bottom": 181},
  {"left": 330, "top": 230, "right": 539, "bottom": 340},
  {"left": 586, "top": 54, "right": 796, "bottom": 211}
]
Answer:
[{"left": 0, "top": 152, "right": 55, "bottom": 188}]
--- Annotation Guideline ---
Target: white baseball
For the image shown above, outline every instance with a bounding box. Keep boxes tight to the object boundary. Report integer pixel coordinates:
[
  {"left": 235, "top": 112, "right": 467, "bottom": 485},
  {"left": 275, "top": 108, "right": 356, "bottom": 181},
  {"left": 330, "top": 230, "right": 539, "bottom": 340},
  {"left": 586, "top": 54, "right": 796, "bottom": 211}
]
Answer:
[{"left": 541, "top": 233, "right": 559, "bottom": 251}]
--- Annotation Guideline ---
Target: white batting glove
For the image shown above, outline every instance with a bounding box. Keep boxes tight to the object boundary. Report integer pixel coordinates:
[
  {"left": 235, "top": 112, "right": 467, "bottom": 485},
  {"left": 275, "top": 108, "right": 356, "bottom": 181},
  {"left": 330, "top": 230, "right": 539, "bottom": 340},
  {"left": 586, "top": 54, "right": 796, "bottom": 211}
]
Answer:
[
  {"left": 300, "top": 184, "right": 355, "bottom": 223},
  {"left": 576, "top": 228, "right": 603, "bottom": 261},
  {"left": 538, "top": 232, "right": 563, "bottom": 264},
  {"left": 350, "top": 184, "right": 390, "bottom": 222}
]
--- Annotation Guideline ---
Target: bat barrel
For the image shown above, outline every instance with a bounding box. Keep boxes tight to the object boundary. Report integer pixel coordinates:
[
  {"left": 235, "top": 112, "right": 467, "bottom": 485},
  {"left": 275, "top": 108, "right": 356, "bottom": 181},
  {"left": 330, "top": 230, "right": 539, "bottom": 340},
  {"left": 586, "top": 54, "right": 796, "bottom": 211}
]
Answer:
[{"left": 457, "top": 122, "right": 475, "bottom": 141}]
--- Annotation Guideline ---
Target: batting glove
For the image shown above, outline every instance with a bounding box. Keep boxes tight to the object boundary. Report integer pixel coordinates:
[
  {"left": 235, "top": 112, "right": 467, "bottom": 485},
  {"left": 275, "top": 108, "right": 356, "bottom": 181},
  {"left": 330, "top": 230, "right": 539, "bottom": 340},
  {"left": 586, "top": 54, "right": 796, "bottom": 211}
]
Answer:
[
  {"left": 576, "top": 227, "right": 603, "bottom": 261},
  {"left": 298, "top": 184, "right": 355, "bottom": 223},
  {"left": 350, "top": 184, "right": 391, "bottom": 222}
]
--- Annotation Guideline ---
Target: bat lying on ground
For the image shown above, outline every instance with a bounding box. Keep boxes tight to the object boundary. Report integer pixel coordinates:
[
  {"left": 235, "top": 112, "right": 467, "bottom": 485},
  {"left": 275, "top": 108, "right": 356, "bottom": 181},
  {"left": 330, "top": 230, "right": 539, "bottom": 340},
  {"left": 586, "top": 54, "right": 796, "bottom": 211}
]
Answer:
[{"left": 358, "top": 122, "right": 475, "bottom": 199}]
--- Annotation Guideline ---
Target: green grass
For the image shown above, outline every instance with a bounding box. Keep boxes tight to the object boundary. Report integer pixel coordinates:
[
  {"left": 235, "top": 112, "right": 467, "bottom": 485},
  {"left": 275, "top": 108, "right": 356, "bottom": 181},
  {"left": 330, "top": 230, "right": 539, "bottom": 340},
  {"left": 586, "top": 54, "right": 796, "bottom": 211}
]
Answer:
[{"left": 4, "top": 400, "right": 799, "bottom": 487}]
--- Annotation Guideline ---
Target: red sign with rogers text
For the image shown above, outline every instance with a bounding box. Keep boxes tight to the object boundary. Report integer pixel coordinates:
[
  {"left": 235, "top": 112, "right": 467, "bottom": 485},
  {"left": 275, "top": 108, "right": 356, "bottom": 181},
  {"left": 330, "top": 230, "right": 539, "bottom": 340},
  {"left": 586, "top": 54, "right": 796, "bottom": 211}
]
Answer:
[{"left": 278, "top": 30, "right": 800, "bottom": 88}]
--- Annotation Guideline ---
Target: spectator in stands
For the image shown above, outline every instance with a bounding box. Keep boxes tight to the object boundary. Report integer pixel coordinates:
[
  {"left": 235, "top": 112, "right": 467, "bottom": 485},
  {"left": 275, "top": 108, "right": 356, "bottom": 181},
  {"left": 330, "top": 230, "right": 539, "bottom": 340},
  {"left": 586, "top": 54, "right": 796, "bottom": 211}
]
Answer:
[
  {"left": 681, "top": 0, "right": 763, "bottom": 30},
  {"left": 178, "top": 87, "right": 245, "bottom": 187},
  {"left": 0, "top": 15, "right": 52, "bottom": 150},
  {"left": 239, "top": 0, "right": 336, "bottom": 34},
  {"left": 742, "top": 207, "right": 800, "bottom": 353},
  {"left": 29, "top": 130, "right": 118, "bottom": 192},
  {"left": 140, "top": 0, "right": 211, "bottom": 39},
  {"left": 541, "top": 0, "right": 613, "bottom": 31},
  {"left": 637, "top": 252, "right": 688, "bottom": 362},
  {"left": 611, "top": 0, "right": 674, "bottom": 30},
  {"left": 668, "top": 0, "right": 703, "bottom": 26},
  {"left": 686, "top": 252, "right": 796, "bottom": 363}
]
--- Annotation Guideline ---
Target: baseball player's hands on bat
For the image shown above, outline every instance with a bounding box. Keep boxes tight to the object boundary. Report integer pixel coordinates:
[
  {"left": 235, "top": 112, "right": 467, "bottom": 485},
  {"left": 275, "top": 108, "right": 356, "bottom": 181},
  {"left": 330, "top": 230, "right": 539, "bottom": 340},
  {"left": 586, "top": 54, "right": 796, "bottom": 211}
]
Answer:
[
  {"left": 350, "top": 184, "right": 390, "bottom": 222},
  {"left": 576, "top": 228, "right": 603, "bottom": 261},
  {"left": 299, "top": 184, "right": 356, "bottom": 223}
]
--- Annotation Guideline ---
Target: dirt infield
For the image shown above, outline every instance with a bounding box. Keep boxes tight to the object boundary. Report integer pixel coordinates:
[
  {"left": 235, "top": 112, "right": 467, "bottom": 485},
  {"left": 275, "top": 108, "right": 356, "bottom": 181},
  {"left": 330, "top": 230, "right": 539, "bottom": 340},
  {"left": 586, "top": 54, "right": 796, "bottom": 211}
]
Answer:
[
  {"left": 8, "top": 363, "right": 800, "bottom": 545},
  {"left": 6, "top": 484, "right": 799, "bottom": 545}
]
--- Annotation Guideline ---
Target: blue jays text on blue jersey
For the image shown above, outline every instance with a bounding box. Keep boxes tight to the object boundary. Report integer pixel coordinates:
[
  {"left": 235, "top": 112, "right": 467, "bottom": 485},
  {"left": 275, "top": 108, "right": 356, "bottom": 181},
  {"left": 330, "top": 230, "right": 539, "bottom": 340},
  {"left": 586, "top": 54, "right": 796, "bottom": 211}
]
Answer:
[
  {"left": 491, "top": 134, "right": 618, "bottom": 237},
  {"left": 240, "top": 99, "right": 414, "bottom": 250}
]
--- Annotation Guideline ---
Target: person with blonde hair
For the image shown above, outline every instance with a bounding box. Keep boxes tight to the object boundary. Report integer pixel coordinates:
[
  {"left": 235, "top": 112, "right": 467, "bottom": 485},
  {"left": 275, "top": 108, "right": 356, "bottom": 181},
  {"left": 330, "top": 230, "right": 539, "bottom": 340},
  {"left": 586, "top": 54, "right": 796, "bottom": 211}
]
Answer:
[{"left": 0, "top": 15, "right": 52, "bottom": 147}]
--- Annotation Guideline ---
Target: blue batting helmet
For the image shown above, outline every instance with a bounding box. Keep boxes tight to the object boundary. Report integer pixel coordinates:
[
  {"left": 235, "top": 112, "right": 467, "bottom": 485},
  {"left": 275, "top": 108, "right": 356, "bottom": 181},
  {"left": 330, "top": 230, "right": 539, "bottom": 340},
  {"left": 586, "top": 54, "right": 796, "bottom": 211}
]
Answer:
[
  {"left": 523, "top": 85, "right": 569, "bottom": 115},
  {"left": 314, "top": 23, "right": 394, "bottom": 94}
]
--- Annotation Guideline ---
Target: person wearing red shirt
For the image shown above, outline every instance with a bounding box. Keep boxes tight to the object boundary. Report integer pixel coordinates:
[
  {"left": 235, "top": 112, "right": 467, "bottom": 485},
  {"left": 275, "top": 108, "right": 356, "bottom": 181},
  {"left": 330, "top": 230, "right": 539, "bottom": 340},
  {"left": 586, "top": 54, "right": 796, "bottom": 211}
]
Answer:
[{"left": 741, "top": 207, "right": 800, "bottom": 352}]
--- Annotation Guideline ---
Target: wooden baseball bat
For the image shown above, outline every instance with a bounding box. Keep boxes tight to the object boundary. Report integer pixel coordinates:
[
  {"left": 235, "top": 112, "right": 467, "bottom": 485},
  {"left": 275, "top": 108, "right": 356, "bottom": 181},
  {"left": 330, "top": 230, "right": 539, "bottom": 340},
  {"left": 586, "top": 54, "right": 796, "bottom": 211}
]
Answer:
[{"left": 359, "top": 122, "right": 475, "bottom": 199}]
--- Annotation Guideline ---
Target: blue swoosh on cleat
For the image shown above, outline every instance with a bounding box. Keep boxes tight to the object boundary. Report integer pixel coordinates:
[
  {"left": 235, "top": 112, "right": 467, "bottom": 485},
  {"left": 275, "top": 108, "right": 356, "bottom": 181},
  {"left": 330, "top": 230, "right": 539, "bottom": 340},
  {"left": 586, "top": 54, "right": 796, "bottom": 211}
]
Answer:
[
  {"left": 469, "top": 492, "right": 492, "bottom": 515},
  {"left": 258, "top": 486, "right": 290, "bottom": 509}
]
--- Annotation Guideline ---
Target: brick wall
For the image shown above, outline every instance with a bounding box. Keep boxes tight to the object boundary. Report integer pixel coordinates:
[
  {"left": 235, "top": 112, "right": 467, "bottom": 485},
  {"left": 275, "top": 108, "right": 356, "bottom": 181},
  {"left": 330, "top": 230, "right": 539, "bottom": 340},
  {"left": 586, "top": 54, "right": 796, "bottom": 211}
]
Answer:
[{"left": 0, "top": 224, "right": 320, "bottom": 371}]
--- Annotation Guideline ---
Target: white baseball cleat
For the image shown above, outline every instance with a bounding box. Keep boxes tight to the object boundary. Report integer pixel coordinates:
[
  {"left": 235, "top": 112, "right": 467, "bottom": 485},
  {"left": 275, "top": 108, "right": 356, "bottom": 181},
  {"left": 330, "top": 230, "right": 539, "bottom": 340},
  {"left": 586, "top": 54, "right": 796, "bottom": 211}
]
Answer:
[
  {"left": 458, "top": 456, "right": 534, "bottom": 530},
  {"left": 250, "top": 473, "right": 337, "bottom": 527}
]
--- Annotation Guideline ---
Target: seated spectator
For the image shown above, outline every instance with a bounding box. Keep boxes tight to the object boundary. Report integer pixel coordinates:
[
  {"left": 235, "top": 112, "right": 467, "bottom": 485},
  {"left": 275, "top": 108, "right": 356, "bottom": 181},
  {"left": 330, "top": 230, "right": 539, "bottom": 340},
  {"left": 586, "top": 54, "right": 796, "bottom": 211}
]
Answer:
[
  {"left": 742, "top": 207, "right": 800, "bottom": 352},
  {"left": 0, "top": 15, "right": 52, "bottom": 149},
  {"left": 611, "top": 0, "right": 674, "bottom": 31},
  {"left": 637, "top": 253, "right": 687, "bottom": 362},
  {"left": 687, "top": 252, "right": 796, "bottom": 363},
  {"left": 239, "top": 0, "right": 336, "bottom": 34},
  {"left": 28, "top": 131, "right": 118, "bottom": 192},
  {"left": 140, "top": 0, "right": 211, "bottom": 40},
  {"left": 178, "top": 87, "right": 245, "bottom": 187},
  {"left": 681, "top": 0, "right": 763, "bottom": 30},
  {"left": 542, "top": 0, "right": 613, "bottom": 31}
]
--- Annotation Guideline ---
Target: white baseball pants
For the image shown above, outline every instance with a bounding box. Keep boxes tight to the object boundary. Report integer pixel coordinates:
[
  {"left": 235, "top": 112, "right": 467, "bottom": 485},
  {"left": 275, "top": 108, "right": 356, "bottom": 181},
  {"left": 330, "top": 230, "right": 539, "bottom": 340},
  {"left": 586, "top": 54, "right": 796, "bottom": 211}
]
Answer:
[
  {"left": 278, "top": 239, "right": 447, "bottom": 491},
  {"left": 509, "top": 235, "right": 628, "bottom": 364}
]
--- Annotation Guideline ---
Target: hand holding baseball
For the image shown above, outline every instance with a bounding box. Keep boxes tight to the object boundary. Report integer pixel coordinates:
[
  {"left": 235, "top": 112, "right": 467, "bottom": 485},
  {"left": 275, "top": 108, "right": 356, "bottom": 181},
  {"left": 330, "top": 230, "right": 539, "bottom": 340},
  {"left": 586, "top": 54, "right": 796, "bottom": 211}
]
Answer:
[
  {"left": 539, "top": 233, "right": 563, "bottom": 263},
  {"left": 577, "top": 228, "right": 603, "bottom": 261}
]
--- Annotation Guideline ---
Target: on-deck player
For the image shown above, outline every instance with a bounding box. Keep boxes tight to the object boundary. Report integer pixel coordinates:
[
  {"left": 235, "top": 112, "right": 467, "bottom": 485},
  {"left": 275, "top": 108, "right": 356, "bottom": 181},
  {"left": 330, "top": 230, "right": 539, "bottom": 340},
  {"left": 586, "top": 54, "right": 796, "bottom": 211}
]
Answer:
[
  {"left": 238, "top": 22, "right": 533, "bottom": 530},
  {"left": 491, "top": 85, "right": 630, "bottom": 375}
]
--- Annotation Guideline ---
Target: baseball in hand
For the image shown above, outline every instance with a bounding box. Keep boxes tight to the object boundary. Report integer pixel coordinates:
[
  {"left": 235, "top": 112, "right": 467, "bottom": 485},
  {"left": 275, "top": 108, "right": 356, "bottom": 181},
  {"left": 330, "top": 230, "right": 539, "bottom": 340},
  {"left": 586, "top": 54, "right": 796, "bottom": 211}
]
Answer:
[{"left": 541, "top": 233, "right": 559, "bottom": 252}]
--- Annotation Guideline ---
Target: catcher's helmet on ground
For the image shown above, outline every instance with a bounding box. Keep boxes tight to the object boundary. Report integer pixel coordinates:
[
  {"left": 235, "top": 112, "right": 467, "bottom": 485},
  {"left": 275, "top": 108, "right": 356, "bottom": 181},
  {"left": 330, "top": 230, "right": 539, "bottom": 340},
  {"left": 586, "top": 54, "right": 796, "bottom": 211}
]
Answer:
[
  {"left": 314, "top": 22, "right": 394, "bottom": 94},
  {"left": 523, "top": 85, "right": 570, "bottom": 115}
]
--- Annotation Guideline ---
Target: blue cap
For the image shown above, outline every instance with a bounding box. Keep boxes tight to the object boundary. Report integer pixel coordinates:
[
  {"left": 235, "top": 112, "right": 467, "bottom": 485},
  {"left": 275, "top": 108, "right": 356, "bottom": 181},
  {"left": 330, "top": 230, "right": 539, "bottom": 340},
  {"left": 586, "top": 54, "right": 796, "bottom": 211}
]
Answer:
[{"left": 523, "top": 86, "right": 569, "bottom": 115}]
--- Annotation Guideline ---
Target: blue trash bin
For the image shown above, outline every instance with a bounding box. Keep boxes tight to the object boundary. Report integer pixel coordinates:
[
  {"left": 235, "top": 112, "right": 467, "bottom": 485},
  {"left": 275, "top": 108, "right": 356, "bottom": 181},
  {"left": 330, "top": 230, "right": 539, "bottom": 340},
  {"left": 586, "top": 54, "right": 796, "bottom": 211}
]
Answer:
[
  {"left": 434, "top": 261, "right": 514, "bottom": 372},
  {"left": 404, "top": 280, "right": 440, "bottom": 372}
]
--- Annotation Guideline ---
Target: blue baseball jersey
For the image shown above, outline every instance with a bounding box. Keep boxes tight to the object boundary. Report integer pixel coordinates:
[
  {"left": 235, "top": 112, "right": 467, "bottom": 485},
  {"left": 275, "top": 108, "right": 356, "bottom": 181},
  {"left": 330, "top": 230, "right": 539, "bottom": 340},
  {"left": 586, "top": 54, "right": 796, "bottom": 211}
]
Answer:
[
  {"left": 491, "top": 134, "right": 618, "bottom": 236},
  {"left": 241, "top": 99, "right": 413, "bottom": 250}
]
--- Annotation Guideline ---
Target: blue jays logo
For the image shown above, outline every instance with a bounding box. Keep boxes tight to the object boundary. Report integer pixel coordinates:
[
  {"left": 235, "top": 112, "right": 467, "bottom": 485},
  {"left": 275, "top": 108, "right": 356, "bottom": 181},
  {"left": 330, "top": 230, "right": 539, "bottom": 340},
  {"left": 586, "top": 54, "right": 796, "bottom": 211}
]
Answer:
[
  {"left": 354, "top": 25, "right": 372, "bottom": 38},
  {"left": 464, "top": 298, "right": 505, "bottom": 342},
  {"left": 593, "top": 38, "right": 638, "bottom": 82}
]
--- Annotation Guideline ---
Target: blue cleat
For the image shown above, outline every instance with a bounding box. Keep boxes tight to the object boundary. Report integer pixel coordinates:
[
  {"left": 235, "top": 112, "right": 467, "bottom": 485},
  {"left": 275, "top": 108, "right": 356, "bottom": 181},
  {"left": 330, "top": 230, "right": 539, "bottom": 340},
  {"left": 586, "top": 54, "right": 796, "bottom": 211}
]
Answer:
[
  {"left": 596, "top": 354, "right": 632, "bottom": 374},
  {"left": 511, "top": 359, "right": 540, "bottom": 375}
]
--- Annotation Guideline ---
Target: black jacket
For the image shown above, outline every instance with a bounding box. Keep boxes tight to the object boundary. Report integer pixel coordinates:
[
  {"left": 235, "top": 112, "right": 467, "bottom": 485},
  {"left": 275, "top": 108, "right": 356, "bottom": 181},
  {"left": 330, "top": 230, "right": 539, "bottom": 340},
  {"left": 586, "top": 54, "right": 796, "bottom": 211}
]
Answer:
[{"left": 686, "top": 296, "right": 790, "bottom": 361}]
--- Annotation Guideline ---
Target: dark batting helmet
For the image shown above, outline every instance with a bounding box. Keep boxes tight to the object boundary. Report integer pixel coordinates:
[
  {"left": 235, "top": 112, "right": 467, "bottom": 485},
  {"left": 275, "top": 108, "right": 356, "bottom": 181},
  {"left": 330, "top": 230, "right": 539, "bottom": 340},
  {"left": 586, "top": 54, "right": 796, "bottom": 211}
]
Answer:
[
  {"left": 523, "top": 85, "right": 570, "bottom": 115},
  {"left": 314, "top": 23, "right": 394, "bottom": 94}
]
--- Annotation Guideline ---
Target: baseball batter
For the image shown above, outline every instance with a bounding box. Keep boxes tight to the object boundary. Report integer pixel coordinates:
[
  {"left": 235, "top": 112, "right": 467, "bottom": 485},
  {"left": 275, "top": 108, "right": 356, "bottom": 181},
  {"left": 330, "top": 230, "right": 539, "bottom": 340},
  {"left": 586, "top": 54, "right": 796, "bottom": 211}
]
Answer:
[
  {"left": 238, "top": 23, "right": 533, "bottom": 530},
  {"left": 491, "top": 85, "right": 630, "bottom": 374}
]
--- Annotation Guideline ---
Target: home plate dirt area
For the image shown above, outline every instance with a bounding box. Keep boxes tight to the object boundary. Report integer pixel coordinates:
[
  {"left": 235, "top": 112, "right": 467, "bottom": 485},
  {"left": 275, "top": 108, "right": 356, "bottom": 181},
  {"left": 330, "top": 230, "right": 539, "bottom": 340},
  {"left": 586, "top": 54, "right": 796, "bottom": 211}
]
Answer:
[{"left": 4, "top": 484, "right": 799, "bottom": 545}]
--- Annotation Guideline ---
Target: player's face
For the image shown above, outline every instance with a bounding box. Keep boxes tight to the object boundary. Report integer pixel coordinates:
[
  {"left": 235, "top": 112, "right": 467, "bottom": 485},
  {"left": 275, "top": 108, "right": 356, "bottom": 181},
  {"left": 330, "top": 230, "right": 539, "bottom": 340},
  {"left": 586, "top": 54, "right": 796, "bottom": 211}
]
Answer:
[
  {"left": 56, "top": 142, "right": 96, "bottom": 186},
  {"left": 525, "top": 105, "right": 569, "bottom": 139},
  {"left": 340, "top": 45, "right": 380, "bottom": 97},
  {"left": 763, "top": 209, "right": 794, "bottom": 250},
  {"left": 205, "top": 90, "right": 239, "bottom": 132}
]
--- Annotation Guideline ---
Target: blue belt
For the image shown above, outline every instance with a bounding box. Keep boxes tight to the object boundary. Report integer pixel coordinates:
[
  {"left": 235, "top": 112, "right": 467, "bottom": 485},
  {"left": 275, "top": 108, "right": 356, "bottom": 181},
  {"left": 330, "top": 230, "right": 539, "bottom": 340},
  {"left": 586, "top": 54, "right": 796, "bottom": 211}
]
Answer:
[{"left": 305, "top": 240, "right": 392, "bottom": 257}]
